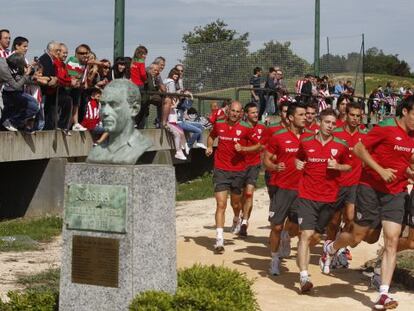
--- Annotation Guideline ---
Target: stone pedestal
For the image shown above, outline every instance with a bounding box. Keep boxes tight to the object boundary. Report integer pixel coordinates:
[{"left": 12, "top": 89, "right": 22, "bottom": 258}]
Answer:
[{"left": 59, "top": 163, "right": 177, "bottom": 311}]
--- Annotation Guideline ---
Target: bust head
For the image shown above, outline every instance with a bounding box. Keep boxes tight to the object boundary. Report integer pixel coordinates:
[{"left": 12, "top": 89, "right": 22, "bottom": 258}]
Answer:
[
  {"left": 100, "top": 79, "right": 140, "bottom": 137},
  {"left": 87, "top": 79, "right": 152, "bottom": 165}
]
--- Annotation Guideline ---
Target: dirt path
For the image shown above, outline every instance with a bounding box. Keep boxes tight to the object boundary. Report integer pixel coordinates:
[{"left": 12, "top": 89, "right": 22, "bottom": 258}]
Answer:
[{"left": 1, "top": 188, "right": 413, "bottom": 310}]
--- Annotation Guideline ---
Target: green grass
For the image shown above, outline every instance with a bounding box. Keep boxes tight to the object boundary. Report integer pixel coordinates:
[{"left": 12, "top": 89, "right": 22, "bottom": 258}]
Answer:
[
  {"left": 0, "top": 217, "right": 62, "bottom": 252},
  {"left": 177, "top": 172, "right": 266, "bottom": 201},
  {"left": 17, "top": 268, "right": 60, "bottom": 292},
  {"left": 397, "top": 250, "right": 414, "bottom": 270}
]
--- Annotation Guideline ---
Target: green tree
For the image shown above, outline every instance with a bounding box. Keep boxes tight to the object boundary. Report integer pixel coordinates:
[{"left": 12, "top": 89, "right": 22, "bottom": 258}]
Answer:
[
  {"left": 250, "top": 41, "right": 311, "bottom": 78},
  {"left": 181, "top": 19, "right": 251, "bottom": 92},
  {"left": 364, "top": 47, "right": 411, "bottom": 77}
]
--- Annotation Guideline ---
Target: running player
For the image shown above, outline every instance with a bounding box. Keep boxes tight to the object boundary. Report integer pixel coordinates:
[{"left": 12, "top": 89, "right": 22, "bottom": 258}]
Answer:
[
  {"left": 326, "top": 101, "right": 366, "bottom": 265},
  {"left": 293, "top": 108, "right": 352, "bottom": 293},
  {"left": 263, "top": 102, "right": 311, "bottom": 275},
  {"left": 321, "top": 96, "right": 414, "bottom": 310},
  {"left": 239, "top": 103, "right": 267, "bottom": 237},
  {"left": 205, "top": 101, "right": 261, "bottom": 253},
  {"left": 264, "top": 101, "right": 290, "bottom": 200},
  {"left": 305, "top": 102, "right": 320, "bottom": 133}
]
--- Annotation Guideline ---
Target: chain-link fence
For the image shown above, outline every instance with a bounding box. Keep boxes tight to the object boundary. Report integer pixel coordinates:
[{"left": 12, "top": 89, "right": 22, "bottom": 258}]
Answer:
[{"left": 142, "top": 36, "right": 364, "bottom": 125}]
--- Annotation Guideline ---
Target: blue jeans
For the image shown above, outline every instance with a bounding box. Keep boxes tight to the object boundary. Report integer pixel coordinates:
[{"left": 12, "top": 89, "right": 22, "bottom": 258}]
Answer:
[
  {"left": 2, "top": 91, "right": 39, "bottom": 128},
  {"left": 178, "top": 121, "right": 203, "bottom": 146}
]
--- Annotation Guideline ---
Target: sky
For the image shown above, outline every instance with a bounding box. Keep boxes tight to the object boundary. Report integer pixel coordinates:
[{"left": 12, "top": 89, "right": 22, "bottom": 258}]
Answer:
[{"left": 2, "top": 0, "right": 413, "bottom": 74}]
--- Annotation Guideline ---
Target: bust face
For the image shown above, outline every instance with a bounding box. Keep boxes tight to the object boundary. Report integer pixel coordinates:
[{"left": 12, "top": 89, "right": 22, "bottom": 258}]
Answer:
[
  {"left": 99, "top": 80, "right": 141, "bottom": 136},
  {"left": 100, "top": 88, "right": 130, "bottom": 135}
]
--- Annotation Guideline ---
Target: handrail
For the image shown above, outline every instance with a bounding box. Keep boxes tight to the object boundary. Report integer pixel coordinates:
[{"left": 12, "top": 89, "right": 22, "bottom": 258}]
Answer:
[{"left": 235, "top": 87, "right": 405, "bottom": 103}]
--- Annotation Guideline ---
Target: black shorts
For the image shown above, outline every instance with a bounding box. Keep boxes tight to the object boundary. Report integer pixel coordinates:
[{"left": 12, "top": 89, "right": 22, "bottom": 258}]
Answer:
[
  {"left": 404, "top": 191, "right": 414, "bottom": 228},
  {"left": 335, "top": 185, "right": 358, "bottom": 210},
  {"left": 244, "top": 164, "right": 261, "bottom": 187},
  {"left": 213, "top": 168, "right": 246, "bottom": 195},
  {"left": 292, "top": 197, "right": 336, "bottom": 233},
  {"left": 267, "top": 185, "right": 278, "bottom": 201},
  {"left": 268, "top": 188, "right": 298, "bottom": 225},
  {"left": 264, "top": 170, "right": 271, "bottom": 187},
  {"left": 354, "top": 184, "right": 406, "bottom": 228}
]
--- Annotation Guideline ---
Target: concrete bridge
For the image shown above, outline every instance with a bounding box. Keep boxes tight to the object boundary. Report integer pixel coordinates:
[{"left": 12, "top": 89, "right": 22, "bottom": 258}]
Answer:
[{"left": 0, "top": 130, "right": 212, "bottom": 219}]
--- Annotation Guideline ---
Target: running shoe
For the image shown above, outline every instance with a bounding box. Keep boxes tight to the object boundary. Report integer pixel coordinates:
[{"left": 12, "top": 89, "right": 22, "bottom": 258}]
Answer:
[
  {"left": 300, "top": 277, "right": 313, "bottom": 293},
  {"left": 344, "top": 247, "right": 352, "bottom": 260},
  {"left": 174, "top": 150, "right": 187, "bottom": 160},
  {"left": 320, "top": 240, "right": 334, "bottom": 274},
  {"left": 239, "top": 223, "right": 248, "bottom": 237},
  {"left": 269, "top": 256, "right": 280, "bottom": 276},
  {"left": 231, "top": 219, "right": 241, "bottom": 235},
  {"left": 214, "top": 238, "right": 224, "bottom": 254},
  {"left": 2, "top": 119, "right": 18, "bottom": 132},
  {"left": 373, "top": 293, "right": 398, "bottom": 310},
  {"left": 330, "top": 248, "right": 349, "bottom": 269},
  {"left": 72, "top": 123, "right": 87, "bottom": 131},
  {"left": 370, "top": 273, "right": 381, "bottom": 291},
  {"left": 195, "top": 142, "right": 207, "bottom": 149}
]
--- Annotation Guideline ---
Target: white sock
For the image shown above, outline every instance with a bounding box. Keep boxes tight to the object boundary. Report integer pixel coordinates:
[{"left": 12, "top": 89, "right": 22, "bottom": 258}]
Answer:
[
  {"left": 300, "top": 270, "right": 309, "bottom": 279},
  {"left": 379, "top": 285, "right": 389, "bottom": 294},
  {"left": 242, "top": 218, "right": 248, "bottom": 225},
  {"left": 216, "top": 228, "right": 224, "bottom": 239},
  {"left": 271, "top": 252, "right": 279, "bottom": 259}
]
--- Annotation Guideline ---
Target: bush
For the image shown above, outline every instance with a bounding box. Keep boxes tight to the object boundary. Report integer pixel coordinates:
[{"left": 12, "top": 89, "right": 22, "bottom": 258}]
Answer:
[
  {"left": 129, "top": 265, "right": 259, "bottom": 311},
  {"left": 0, "top": 289, "right": 58, "bottom": 311}
]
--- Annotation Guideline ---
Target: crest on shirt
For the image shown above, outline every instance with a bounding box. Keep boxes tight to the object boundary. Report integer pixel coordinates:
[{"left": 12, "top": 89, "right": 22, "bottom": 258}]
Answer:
[
  {"left": 308, "top": 149, "right": 315, "bottom": 153},
  {"left": 219, "top": 130, "right": 224, "bottom": 133},
  {"left": 258, "top": 129, "right": 263, "bottom": 134},
  {"left": 285, "top": 140, "right": 292, "bottom": 144},
  {"left": 236, "top": 130, "right": 241, "bottom": 136},
  {"left": 298, "top": 218, "right": 303, "bottom": 225},
  {"left": 330, "top": 149, "right": 338, "bottom": 157},
  {"left": 396, "top": 137, "right": 402, "bottom": 141},
  {"left": 269, "top": 212, "right": 275, "bottom": 218},
  {"left": 356, "top": 212, "right": 362, "bottom": 220}
]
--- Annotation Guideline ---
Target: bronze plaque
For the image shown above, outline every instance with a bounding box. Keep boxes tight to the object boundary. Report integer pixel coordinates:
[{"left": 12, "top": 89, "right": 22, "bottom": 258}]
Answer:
[
  {"left": 72, "top": 235, "right": 119, "bottom": 287},
  {"left": 65, "top": 183, "right": 128, "bottom": 233}
]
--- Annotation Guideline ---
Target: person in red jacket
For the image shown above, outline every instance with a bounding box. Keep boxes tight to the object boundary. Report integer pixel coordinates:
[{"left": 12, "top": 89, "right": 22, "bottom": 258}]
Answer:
[
  {"left": 81, "top": 88, "right": 108, "bottom": 145},
  {"left": 53, "top": 43, "right": 78, "bottom": 134},
  {"left": 130, "top": 45, "right": 147, "bottom": 92}
]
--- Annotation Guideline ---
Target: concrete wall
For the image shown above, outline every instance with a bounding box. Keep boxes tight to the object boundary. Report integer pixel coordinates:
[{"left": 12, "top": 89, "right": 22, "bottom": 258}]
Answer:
[
  {"left": 0, "top": 129, "right": 214, "bottom": 219},
  {"left": 0, "top": 129, "right": 211, "bottom": 163}
]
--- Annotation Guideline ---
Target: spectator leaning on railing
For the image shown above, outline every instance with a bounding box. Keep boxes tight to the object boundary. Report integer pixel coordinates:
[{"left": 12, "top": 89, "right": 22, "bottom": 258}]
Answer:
[
  {"left": 52, "top": 42, "right": 77, "bottom": 135},
  {"left": 0, "top": 53, "right": 38, "bottom": 132},
  {"left": 66, "top": 43, "right": 91, "bottom": 131},
  {"left": 135, "top": 62, "right": 162, "bottom": 129},
  {"left": 38, "top": 41, "right": 59, "bottom": 130}
]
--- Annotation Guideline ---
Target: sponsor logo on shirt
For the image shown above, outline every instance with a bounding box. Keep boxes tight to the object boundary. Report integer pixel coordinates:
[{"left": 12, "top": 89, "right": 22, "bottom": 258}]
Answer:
[
  {"left": 285, "top": 148, "right": 299, "bottom": 153},
  {"left": 218, "top": 136, "right": 238, "bottom": 141},
  {"left": 393, "top": 145, "right": 414, "bottom": 153},
  {"left": 308, "top": 157, "right": 327, "bottom": 163}
]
